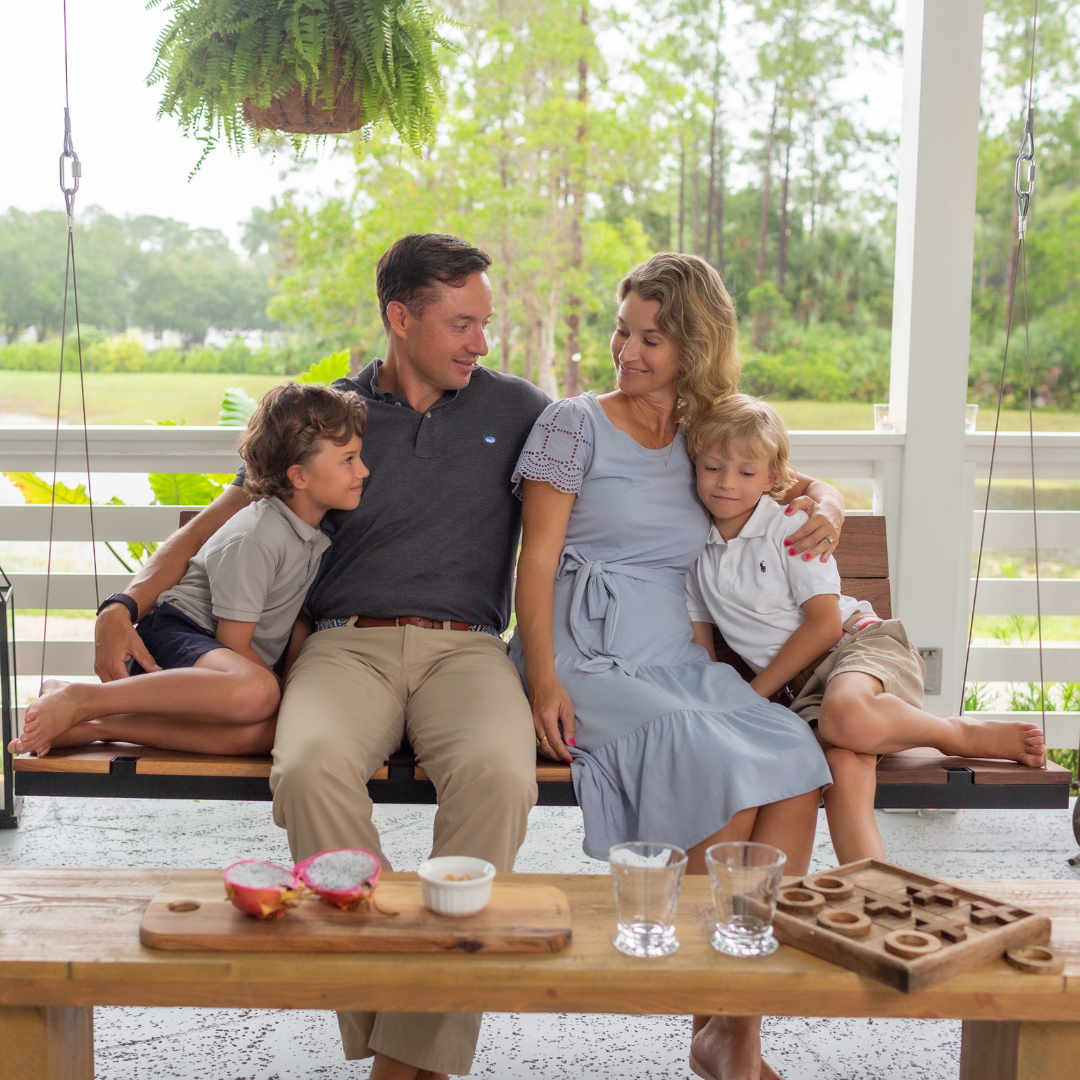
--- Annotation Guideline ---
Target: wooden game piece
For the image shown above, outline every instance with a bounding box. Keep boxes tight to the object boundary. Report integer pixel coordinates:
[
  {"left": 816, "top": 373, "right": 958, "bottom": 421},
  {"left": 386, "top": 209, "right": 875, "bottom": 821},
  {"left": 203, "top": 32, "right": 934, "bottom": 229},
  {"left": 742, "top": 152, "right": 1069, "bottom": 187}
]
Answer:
[
  {"left": 883, "top": 930, "right": 943, "bottom": 959},
  {"left": 995, "top": 909, "right": 1024, "bottom": 925},
  {"left": 776, "top": 887, "right": 826, "bottom": 915},
  {"left": 938, "top": 923, "right": 968, "bottom": 943},
  {"left": 816, "top": 909, "right": 872, "bottom": 938},
  {"left": 931, "top": 890, "right": 960, "bottom": 908},
  {"left": 886, "top": 903, "right": 913, "bottom": 919},
  {"left": 908, "top": 888, "right": 937, "bottom": 907},
  {"left": 970, "top": 904, "right": 998, "bottom": 925},
  {"left": 802, "top": 874, "right": 854, "bottom": 901},
  {"left": 1005, "top": 945, "right": 1064, "bottom": 975}
]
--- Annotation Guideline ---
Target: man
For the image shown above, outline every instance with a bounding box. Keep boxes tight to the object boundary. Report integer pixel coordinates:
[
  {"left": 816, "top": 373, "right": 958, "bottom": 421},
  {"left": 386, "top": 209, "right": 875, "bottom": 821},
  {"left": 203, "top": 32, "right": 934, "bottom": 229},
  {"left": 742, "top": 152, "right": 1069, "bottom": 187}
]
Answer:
[{"left": 94, "top": 233, "right": 550, "bottom": 1079}]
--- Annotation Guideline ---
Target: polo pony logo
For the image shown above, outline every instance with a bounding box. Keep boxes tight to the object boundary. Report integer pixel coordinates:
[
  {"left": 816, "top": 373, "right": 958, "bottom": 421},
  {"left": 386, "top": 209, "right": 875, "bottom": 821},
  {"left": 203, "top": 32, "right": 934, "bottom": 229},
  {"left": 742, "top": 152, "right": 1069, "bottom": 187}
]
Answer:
[
  {"left": 759, "top": 561, "right": 767, "bottom": 574},
  {"left": 483, "top": 435, "right": 496, "bottom": 444}
]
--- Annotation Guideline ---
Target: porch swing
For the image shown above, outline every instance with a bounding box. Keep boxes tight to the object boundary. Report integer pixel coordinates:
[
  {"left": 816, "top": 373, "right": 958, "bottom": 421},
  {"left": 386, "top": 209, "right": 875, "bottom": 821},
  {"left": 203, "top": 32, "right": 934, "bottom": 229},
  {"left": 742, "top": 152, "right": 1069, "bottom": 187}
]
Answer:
[{"left": 1, "top": 1, "right": 1072, "bottom": 825}]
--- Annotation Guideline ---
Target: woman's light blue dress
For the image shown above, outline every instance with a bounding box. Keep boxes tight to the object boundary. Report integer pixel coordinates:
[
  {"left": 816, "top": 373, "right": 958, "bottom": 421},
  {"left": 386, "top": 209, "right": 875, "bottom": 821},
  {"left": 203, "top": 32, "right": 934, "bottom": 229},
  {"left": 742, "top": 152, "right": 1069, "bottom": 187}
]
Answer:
[{"left": 509, "top": 394, "right": 832, "bottom": 860}]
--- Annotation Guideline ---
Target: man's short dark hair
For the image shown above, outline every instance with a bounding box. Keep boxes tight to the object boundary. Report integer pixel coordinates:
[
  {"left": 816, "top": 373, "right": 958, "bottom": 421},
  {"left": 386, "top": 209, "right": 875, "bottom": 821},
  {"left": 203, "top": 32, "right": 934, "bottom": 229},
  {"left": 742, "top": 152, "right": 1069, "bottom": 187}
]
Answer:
[{"left": 376, "top": 234, "right": 492, "bottom": 328}]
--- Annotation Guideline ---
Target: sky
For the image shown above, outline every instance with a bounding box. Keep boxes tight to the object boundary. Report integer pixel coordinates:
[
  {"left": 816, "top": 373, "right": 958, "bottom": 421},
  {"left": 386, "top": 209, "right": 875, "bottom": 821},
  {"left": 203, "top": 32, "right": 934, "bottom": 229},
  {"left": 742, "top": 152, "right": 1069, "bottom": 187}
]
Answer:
[{"left": 3, "top": 0, "right": 356, "bottom": 249}]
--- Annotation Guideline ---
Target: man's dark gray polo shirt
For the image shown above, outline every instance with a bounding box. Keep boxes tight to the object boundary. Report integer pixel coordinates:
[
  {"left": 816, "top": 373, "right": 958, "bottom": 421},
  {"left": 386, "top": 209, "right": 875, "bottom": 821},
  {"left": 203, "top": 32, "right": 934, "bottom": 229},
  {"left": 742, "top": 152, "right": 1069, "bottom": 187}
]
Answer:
[{"left": 290, "top": 360, "right": 548, "bottom": 631}]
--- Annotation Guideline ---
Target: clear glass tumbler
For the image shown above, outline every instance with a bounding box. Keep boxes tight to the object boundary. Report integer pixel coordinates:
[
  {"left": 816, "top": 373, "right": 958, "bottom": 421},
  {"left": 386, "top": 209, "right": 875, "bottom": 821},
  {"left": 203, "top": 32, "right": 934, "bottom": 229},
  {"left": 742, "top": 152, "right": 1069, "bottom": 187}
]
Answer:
[
  {"left": 873, "top": 403, "right": 893, "bottom": 432},
  {"left": 705, "top": 841, "right": 786, "bottom": 957},
  {"left": 965, "top": 403, "right": 979, "bottom": 433},
  {"left": 608, "top": 841, "right": 688, "bottom": 957}
]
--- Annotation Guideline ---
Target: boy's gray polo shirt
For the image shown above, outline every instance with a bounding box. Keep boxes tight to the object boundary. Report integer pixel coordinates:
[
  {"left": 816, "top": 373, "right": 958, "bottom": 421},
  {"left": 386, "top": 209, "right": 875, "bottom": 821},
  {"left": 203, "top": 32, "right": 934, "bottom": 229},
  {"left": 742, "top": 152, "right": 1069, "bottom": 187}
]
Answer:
[
  {"left": 159, "top": 496, "right": 331, "bottom": 665},
  {"left": 232, "top": 360, "right": 550, "bottom": 632}
]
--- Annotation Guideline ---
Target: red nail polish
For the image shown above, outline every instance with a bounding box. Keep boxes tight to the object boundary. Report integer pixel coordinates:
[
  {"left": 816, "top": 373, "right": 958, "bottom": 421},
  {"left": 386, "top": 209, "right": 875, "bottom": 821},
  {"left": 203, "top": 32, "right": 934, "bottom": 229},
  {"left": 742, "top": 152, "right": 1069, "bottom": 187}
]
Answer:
[
  {"left": 783, "top": 538, "right": 792, "bottom": 545},
  {"left": 568, "top": 739, "right": 576, "bottom": 746},
  {"left": 785, "top": 507, "right": 793, "bottom": 514},
  {"left": 803, "top": 553, "right": 811, "bottom": 561}
]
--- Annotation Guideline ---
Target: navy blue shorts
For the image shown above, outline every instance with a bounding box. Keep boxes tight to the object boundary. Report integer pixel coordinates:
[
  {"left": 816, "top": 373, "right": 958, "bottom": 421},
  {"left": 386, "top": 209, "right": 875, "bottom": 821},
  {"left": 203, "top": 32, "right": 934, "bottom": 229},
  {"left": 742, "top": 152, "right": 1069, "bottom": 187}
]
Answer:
[{"left": 127, "top": 601, "right": 229, "bottom": 676}]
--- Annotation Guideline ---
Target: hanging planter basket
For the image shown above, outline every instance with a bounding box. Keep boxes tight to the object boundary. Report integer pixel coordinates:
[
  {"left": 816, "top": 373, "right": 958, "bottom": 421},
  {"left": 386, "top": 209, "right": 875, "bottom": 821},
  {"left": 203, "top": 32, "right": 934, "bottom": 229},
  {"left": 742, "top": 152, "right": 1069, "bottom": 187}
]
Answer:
[
  {"left": 149, "top": 0, "right": 452, "bottom": 162},
  {"left": 242, "top": 52, "right": 365, "bottom": 135}
]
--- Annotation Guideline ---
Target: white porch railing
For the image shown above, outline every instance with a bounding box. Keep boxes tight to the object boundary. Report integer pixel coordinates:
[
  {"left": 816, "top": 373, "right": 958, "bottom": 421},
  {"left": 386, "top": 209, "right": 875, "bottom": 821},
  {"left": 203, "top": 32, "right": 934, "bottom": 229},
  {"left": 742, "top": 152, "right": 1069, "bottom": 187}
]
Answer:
[{"left": 1, "top": 426, "right": 1078, "bottom": 744}]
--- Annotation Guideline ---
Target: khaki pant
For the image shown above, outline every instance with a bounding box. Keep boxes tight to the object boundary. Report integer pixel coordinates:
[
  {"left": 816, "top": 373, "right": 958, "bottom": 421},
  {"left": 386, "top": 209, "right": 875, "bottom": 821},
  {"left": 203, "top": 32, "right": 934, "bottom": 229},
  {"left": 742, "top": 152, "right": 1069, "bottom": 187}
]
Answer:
[{"left": 270, "top": 625, "right": 537, "bottom": 1075}]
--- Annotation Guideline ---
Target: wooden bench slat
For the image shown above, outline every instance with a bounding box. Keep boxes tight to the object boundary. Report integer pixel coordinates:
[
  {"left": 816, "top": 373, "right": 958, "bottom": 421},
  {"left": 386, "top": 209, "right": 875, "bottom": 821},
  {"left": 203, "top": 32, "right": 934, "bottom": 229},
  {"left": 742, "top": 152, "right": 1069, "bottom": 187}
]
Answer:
[{"left": 832, "top": 516, "right": 889, "bottom": 578}]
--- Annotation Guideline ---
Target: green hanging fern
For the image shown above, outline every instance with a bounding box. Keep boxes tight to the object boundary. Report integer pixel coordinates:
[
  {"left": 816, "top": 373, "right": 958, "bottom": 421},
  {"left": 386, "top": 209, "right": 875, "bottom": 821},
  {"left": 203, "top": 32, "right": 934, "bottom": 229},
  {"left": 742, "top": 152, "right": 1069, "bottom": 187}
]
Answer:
[{"left": 146, "top": 0, "right": 453, "bottom": 162}]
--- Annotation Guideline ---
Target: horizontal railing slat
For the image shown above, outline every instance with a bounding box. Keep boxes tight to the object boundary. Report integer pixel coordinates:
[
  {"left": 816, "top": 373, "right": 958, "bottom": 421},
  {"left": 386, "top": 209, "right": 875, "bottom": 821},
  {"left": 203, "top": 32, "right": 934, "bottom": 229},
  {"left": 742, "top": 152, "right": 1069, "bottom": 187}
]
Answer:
[
  {"left": 972, "top": 510, "right": 1079, "bottom": 550},
  {"left": 0, "top": 505, "right": 198, "bottom": 542},
  {"left": 4, "top": 573, "right": 131, "bottom": 609},
  {"left": 972, "top": 578, "right": 1080, "bottom": 616},
  {"left": 965, "top": 646, "right": 1080, "bottom": 683},
  {"left": 8, "top": 640, "right": 95, "bottom": 677}
]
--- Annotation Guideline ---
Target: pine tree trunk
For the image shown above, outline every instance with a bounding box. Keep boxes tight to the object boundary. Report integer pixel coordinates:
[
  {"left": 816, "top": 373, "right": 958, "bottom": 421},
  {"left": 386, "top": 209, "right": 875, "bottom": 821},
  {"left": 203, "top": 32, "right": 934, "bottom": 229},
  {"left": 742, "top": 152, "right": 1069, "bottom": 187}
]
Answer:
[
  {"left": 678, "top": 141, "right": 686, "bottom": 252},
  {"left": 753, "top": 90, "right": 779, "bottom": 348},
  {"left": 777, "top": 136, "right": 792, "bottom": 294},
  {"left": 692, "top": 142, "right": 701, "bottom": 255},
  {"left": 563, "top": 1, "right": 589, "bottom": 398},
  {"left": 716, "top": 135, "right": 725, "bottom": 275}
]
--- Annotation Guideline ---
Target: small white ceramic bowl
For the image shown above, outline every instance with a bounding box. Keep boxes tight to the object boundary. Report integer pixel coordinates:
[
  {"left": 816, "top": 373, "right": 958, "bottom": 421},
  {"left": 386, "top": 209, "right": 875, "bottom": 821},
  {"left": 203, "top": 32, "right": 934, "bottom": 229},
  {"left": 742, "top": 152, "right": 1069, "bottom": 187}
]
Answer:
[{"left": 418, "top": 856, "right": 496, "bottom": 917}]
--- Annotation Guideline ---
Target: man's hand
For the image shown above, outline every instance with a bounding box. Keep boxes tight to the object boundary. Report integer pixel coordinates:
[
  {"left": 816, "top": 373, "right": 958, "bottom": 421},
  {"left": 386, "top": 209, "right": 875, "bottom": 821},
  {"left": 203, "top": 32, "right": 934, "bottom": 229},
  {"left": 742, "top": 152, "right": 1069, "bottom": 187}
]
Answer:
[
  {"left": 94, "top": 603, "right": 160, "bottom": 681},
  {"left": 782, "top": 495, "right": 845, "bottom": 563}
]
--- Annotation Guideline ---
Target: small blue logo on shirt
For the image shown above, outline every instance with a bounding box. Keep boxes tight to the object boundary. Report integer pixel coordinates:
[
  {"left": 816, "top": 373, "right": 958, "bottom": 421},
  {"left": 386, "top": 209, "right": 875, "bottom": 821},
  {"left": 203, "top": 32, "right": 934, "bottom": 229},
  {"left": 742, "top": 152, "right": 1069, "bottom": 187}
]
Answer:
[
  {"left": 759, "top": 561, "right": 767, "bottom": 574},
  {"left": 483, "top": 434, "right": 496, "bottom": 444}
]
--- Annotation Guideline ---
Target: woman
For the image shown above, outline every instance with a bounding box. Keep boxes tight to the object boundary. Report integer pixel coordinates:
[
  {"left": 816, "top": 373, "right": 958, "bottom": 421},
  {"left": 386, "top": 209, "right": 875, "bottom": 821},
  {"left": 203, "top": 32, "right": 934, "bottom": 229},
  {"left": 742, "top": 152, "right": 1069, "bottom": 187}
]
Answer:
[{"left": 511, "top": 253, "right": 843, "bottom": 1080}]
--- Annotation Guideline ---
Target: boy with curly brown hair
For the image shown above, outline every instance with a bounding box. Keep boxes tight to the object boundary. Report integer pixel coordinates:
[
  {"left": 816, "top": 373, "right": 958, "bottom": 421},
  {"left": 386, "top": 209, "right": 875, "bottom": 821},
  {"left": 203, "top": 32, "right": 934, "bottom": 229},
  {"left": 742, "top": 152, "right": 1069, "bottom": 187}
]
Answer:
[{"left": 10, "top": 382, "right": 367, "bottom": 758}]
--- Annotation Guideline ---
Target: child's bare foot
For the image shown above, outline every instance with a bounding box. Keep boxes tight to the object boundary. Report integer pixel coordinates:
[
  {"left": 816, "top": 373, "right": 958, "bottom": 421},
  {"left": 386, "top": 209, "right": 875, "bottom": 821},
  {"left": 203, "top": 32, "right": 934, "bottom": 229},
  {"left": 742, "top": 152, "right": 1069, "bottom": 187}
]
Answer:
[
  {"left": 8, "top": 681, "right": 92, "bottom": 756},
  {"left": 950, "top": 718, "right": 1046, "bottom": 768}
]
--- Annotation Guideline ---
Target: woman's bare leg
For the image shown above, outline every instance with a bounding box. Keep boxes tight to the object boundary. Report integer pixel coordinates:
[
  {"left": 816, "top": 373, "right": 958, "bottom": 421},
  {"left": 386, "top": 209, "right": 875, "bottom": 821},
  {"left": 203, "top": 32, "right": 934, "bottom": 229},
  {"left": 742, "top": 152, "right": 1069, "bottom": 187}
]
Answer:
[
  {"left": 822, "top": 747, "right": 884, "bottom": 864},
  {"left": 690, "top": 789, "right": 820, "bottom": 1080},
  {"left": 10, "top": 650, "right": 279, "bottom": 755},
  {"left": 369, "top": 1053, "right": 447, "bottom": 1080},
  {"left": 46, "top": 712, "right": 277, "bottom": 756},
  {"left": 818, "top": 671, "right": 1044, "bottom": 766}
]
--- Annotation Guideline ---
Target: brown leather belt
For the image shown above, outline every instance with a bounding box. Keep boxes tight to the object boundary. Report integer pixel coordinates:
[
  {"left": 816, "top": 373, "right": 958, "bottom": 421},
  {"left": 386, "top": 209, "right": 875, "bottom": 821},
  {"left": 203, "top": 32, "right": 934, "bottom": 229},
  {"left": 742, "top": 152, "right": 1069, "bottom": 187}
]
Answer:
[{"left": 354, "top": 616, "right": 472, "bottom": 631}]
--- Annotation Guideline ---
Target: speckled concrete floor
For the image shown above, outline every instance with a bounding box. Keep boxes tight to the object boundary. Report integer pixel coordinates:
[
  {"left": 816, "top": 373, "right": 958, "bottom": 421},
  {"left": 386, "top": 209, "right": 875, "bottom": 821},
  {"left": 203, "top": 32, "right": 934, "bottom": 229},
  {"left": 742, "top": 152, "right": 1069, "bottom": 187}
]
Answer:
[{"left": 3, "top": 796, "right": 1077, "bottom": 1079}]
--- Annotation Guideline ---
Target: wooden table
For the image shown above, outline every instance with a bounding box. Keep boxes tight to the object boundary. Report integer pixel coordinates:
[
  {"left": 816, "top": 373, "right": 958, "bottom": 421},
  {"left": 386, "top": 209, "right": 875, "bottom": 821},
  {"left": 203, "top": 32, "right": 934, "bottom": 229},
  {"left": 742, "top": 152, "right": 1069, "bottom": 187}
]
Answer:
[{"left": 2, "top": 870, "right": 1079, "bottom": 1080}]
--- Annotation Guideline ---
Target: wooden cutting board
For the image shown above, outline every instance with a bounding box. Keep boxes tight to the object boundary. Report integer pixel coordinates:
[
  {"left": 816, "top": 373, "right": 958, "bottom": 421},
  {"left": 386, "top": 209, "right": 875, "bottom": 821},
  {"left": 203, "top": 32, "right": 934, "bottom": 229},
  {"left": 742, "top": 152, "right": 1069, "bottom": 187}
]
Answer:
[
  {"left": 772, "top": 859, "right": 1051, "bottom": 993},
  {"left": 140, "top": 876, "right": 572, "bottom": 954}
]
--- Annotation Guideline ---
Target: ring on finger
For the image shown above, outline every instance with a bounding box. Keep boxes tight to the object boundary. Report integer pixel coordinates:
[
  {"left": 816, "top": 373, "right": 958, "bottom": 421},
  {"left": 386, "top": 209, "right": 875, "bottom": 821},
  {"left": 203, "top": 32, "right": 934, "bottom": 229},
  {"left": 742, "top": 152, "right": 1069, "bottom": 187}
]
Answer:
[
  {"left": 825, "top": 536, "right": 835, "bottom": 544},
  {"left": 536, "top": 734, "right": 548, "bottom": 746}
]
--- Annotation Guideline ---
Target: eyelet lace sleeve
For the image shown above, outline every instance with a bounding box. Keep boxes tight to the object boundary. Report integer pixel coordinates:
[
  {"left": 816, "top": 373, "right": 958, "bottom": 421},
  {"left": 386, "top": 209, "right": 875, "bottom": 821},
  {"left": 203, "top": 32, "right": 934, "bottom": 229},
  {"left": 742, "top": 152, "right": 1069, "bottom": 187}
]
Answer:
[{"left": 512, "top": 397, "right": 595, "bottom": 497}]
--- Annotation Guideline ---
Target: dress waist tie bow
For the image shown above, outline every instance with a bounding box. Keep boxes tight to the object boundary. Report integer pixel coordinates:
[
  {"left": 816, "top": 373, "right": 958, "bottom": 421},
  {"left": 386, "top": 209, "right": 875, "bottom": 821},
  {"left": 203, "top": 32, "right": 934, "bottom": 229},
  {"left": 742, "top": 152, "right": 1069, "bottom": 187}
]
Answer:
[{"left": 557, "top": 546, "right": 686, "bottom": 675}]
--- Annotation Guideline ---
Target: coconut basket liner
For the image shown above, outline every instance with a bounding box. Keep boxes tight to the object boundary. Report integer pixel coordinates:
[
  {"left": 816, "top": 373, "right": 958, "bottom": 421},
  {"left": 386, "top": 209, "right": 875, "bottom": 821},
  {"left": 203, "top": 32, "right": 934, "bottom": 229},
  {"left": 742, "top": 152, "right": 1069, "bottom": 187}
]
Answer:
[{"left": 243, "top": 79, "right": 365, "bottom": 134}]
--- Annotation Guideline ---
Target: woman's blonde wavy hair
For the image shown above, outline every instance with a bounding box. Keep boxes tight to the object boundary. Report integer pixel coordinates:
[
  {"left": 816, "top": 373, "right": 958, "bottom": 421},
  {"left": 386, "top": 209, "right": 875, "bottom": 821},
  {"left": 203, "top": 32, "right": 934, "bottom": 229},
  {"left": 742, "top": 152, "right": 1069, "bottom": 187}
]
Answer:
[{"left": 616, "top": 252, "right": 741, "bottom": 427}]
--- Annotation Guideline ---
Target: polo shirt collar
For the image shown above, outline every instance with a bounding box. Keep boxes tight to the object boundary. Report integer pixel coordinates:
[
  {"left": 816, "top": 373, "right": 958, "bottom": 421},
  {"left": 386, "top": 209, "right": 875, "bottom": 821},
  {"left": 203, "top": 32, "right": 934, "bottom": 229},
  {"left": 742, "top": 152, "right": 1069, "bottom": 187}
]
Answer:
[
  {"left": 706, "top": 495, "right": 781, "bottom": 546},
  {"left": 366, "top": 359, "right": 461, "bottom": 410},
  {"left": 266, "top": 495, "right": 327, "bottom": 546}
]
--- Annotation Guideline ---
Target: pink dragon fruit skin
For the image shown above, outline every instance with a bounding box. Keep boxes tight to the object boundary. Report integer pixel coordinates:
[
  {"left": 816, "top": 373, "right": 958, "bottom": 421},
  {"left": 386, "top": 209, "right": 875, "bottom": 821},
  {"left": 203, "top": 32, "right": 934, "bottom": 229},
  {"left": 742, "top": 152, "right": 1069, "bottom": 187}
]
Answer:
[
  {"left": 223, "top": 859, "right": 302, "bottom": 920},
  {"left": 294, "top": 848, "right": 382, "bottom": 911}
]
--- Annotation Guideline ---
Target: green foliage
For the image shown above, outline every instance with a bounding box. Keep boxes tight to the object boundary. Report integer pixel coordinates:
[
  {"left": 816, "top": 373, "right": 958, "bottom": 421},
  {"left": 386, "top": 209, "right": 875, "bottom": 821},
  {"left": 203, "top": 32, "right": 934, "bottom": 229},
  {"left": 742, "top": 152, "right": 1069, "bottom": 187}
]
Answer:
[
  {"left": 219, "top": 386, "right": 259, "bottom": 427},
  {"left": 3, "top": 473, "right": 94, "bottom": 506},
  {"left": 1046, "top": 748, "right": 1078, "bottom": 787},
  {"left": 297, "top": 349, "right": 350, "bottom": 385},
  {"left": 1008, "top": 682, "right": 1053, "bottom": 712},
  {"left": 147, "top": 0, "right": 453, "bottom": 164},
  {"left": 148, "top": 473, "right": 236, "bottom": 507},
  {"left": 963, "top": 682, "right": 995, "bottom": 712}
]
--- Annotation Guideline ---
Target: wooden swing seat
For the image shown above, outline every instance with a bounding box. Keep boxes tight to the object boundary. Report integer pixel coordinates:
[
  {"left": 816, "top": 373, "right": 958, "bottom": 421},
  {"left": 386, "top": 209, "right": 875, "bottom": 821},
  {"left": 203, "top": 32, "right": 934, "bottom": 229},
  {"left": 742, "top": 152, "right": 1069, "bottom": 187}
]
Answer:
[{"left": 11, "top": 517, "right": 1070, "bottom": 809}]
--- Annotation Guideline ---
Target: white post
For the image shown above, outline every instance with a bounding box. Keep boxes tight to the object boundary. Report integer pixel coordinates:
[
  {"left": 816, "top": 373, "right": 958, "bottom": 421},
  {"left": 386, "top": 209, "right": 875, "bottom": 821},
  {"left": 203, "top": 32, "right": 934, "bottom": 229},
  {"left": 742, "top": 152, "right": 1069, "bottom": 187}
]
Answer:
[{"left": 888, "top": 0, "right": 985, "bottom": 714}]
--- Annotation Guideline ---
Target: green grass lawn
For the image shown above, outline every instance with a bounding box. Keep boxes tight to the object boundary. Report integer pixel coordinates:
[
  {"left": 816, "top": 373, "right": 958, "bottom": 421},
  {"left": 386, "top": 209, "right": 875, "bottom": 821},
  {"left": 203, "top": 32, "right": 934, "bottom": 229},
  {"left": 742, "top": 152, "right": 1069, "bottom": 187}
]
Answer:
[
  {"left": 0, "top": 372, "right": 289, "bottom": 426},
  {"left": 1, "top": 371, "right": 1079, "bottom": 430}
]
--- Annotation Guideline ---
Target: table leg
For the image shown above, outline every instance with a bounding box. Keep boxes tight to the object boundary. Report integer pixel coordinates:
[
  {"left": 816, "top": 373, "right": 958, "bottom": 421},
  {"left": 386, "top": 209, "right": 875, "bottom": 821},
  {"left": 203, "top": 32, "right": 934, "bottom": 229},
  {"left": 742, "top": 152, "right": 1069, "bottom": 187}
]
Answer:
[
  {"left": 0, "top": 1005, "right": 93, "bottom": 1080},
  {"left": 961, "top": 1020, "right": 1080, "bottom": 1080}
]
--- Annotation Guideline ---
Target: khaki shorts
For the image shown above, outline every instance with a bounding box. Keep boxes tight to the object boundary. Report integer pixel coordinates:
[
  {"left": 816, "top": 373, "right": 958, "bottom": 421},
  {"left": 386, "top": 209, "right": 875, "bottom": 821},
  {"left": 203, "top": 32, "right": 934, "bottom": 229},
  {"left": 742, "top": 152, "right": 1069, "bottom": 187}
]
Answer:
[{"left": 789, "top": 618, "right": 925, "bottom": 727}]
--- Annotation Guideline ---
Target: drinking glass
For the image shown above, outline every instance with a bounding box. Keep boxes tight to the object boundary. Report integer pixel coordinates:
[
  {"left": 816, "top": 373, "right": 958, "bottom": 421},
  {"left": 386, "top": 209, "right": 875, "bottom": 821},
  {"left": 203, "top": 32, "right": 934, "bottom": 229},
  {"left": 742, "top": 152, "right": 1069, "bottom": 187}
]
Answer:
[
  {"left": 965, "top": 403, "right": 979, "bottom": 433},
  {"left": 608, "top": 841, "right": 688, "bottom": 957},
  {"left": 705, "top": 841, "right": 786, "bottom": 957},
  {"left": 873, "top": 403, "right": 893, "bottom": 432}
]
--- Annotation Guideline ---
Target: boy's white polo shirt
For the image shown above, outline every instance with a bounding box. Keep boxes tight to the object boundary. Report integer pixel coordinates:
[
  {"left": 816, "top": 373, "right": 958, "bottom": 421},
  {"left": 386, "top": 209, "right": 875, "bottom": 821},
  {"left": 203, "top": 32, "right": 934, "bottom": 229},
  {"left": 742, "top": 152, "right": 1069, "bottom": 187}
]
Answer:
[{"left": 685, "top": 495, "right": 873, "bottom": 673}]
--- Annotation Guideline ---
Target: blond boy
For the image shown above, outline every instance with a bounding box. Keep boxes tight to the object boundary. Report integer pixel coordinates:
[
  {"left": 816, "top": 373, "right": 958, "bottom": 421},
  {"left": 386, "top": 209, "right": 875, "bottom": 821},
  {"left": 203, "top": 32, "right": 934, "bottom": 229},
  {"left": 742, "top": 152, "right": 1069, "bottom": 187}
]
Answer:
[{"left": 684, "top": 394, "right": 1045, "bottom": 863}]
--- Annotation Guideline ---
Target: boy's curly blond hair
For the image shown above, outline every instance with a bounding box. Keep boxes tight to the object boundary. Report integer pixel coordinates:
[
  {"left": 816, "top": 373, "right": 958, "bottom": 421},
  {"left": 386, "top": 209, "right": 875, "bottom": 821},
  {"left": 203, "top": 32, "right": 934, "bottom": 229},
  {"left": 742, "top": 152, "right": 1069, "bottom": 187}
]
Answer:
[{"left": 684, "top": 394, "right": 797, "bottom": 501}]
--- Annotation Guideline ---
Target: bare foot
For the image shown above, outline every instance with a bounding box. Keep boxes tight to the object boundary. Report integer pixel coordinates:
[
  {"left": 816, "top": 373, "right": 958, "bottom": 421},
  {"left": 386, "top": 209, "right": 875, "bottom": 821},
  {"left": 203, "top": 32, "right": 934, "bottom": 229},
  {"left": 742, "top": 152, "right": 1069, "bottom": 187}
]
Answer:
[
  {"left": 950, "top": 718, "right": 1046, "bottom": 768},
  {"left": 690, "top": 1015, "right": 778, "bottom": 1080},
  {"left": 8, "top": 682, "right": 92, "bottom": 756}
]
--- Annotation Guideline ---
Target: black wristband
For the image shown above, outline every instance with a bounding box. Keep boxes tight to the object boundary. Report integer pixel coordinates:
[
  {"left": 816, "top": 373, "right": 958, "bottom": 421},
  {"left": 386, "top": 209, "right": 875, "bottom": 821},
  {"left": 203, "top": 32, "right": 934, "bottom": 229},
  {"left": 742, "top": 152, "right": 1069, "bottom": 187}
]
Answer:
[{"left": 97, "top": 592, "right": 139, "bottom": 624}]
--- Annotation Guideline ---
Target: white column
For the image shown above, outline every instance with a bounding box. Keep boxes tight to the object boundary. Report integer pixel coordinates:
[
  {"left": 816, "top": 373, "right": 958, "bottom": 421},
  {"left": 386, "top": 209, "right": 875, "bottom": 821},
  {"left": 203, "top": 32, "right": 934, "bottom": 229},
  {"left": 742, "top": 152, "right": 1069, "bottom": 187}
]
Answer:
[{"left": 888, "top": 0, "right": 985, "bottom": 714}]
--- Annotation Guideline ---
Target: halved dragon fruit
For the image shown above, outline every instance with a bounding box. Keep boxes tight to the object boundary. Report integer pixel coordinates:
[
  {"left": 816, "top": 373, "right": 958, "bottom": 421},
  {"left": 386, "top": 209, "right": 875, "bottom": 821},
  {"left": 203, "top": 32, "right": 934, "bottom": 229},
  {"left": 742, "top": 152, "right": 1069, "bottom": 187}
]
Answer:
[
  {"left": 295, "top": 848, "right": 382, "bottom": 911},
  {"left": 223, "top": 859, "right": 302, "bottom": 920}
]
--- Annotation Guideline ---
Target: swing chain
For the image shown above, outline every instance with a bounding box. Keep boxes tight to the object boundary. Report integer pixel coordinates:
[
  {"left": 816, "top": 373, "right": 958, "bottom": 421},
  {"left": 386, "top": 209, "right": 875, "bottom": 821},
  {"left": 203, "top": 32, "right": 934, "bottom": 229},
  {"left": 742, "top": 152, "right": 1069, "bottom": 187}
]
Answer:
[
  {"left": 1015, "top": 105, "right": 1037, "bottom": 241},
  {"left": 59, "top": 106, "right": 82, "bottom": 229}
]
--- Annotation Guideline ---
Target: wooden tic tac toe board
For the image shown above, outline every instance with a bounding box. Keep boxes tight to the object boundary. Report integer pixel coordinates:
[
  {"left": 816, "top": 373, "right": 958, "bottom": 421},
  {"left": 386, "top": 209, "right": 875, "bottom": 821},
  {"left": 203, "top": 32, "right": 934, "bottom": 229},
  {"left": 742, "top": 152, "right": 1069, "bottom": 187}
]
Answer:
[{"left": 772, "top": 859, "right": 1051, "bottom": 992}]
